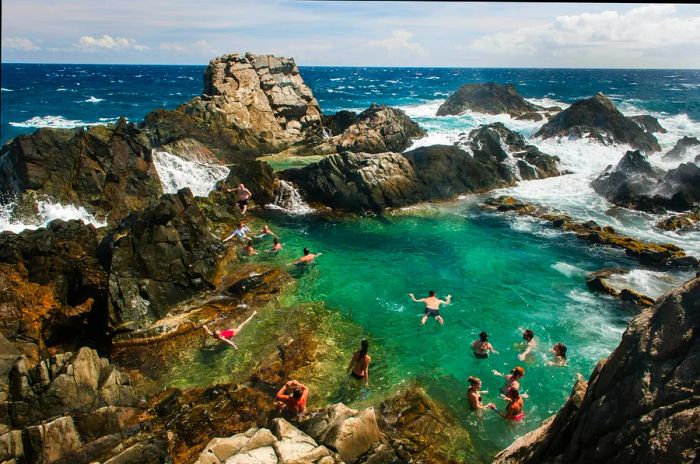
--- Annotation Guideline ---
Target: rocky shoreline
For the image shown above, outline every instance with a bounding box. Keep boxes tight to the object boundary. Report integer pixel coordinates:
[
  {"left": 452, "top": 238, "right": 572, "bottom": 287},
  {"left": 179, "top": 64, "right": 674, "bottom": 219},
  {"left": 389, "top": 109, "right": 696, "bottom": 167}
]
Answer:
[{"left": 1, "top": 52, "right": 699, "bottom": 464}]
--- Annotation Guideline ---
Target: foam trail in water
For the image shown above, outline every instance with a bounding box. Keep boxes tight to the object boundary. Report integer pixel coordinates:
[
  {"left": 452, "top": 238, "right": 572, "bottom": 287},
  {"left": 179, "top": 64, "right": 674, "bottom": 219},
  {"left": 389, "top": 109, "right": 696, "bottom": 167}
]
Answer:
[
  {"left": 9, "top": 115, "right": 112, "bottom": 129},
  {"left": 152, "top": 151, "right": 230, "bottom": 197},
  {"left": 0, "top": 198, "right": 107, "bottom": 233}
]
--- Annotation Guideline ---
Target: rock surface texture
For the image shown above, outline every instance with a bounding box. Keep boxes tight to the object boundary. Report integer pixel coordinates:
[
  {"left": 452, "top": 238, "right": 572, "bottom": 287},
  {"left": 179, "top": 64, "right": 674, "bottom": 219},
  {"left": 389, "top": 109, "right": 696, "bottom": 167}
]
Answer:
[
  {"left": 535, "top": 93, "right": 661, "bottom": 153},
  {"left": 592, "top": 150, "right": 700, "bottom": 212},
  {"left": 436, "top": 82, "right": 544, "bottom": 117},
  {"left": 493, "top": 277, "right": 700, "bottom": 464},
  {"left": 663, "top": 135, "right": 700, "bottom": 161},
  {"left": 285, "top": 124, "right": 559, "bottom": 213}
]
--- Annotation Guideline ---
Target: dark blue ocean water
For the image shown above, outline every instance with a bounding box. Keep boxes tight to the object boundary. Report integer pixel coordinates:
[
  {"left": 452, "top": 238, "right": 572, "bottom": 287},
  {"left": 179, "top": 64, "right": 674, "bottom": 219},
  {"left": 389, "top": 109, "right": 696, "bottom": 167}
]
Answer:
[{"left": 2, "top": 63, "right": 699, "bottom": 145}]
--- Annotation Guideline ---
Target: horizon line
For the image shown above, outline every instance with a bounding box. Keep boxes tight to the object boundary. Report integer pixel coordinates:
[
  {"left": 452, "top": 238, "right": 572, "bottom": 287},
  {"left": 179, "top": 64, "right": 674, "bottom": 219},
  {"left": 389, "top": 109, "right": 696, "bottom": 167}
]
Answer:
[{"left": 2, "top": 61, "right": 700, "bottom": 71}]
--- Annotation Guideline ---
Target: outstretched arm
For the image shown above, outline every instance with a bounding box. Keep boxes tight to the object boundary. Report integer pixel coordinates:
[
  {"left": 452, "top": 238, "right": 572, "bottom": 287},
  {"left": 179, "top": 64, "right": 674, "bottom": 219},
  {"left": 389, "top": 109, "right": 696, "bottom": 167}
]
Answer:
[
  {"left": 443, "top": 294, "right": 452, "bottom": 305},
  {"left": 219, "top": 337, "right": 239, "bottom": 349},
  {"left": 519, "top": 345, "right": 533, "bottom": 361},
  {"left": 408, "top": 293, "right": 423, "bottom": 303}
]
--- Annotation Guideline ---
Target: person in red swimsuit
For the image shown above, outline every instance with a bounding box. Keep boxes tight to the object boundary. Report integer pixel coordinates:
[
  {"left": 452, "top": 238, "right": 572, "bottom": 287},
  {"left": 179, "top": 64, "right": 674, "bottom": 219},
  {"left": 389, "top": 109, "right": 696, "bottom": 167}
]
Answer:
[
  {"left": 202, "top": 311, "right": 257, "bottom": 349},
  {"left": 488, "top": 387, "right": 525, "bottom": 422},
  {"left": 276, "top": 380, "right": 309, "bottom": 417}
]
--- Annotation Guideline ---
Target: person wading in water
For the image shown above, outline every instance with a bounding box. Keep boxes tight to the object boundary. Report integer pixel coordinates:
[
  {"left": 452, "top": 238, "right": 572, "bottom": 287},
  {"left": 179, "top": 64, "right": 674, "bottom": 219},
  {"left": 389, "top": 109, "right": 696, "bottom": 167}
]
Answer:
[{"left": 347, "top": 339, "right": 371, "bottom": 385}]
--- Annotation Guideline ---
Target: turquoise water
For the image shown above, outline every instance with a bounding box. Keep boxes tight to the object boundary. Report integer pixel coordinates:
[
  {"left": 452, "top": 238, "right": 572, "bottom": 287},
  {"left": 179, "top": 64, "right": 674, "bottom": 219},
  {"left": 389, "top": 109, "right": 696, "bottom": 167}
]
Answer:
[{"left": 254, "top": 200, "right": 634, "bottom": 459}]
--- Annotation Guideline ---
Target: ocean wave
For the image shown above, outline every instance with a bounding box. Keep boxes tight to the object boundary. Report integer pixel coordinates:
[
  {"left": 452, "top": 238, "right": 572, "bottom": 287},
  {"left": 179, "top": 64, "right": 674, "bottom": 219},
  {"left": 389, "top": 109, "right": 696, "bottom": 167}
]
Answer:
[
  {"left": 0, "top": 197, "right": 107, "bottom": 234},
  {"left": 84, "top": 96, "right": 104, "bottom": 103},
  {"left": 604, "top": 268, "right": 694, "bottom": 300},
  {"left": 1, "top": 88, "right": 13, "bottom": 92},
  {"left": 551, "top": 262, "right": 586, "bottom": 278},
  {"left": 525, "top": 97, "right": 570, "bottom": 109},
  {"left": 9, "top": 115, "right": 108, "bottom": 129}
]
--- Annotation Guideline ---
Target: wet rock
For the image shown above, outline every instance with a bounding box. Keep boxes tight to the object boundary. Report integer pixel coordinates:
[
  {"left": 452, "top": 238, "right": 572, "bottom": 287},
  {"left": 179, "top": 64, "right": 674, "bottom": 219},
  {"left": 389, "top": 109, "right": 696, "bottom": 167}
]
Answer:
[
  {"left": 592, "top": 151, "right": 700, "bottom": 212},
  {"left": 436, "top": 82, "right": 542, "bottom": 117},
  {"left": 0, "top": 119, "right": 163, "bottom": 224},
  {"left": 300, "top": 404, "right": 382, "bottom": 463},
  {"left": 655, "top": 208, "right": 700, "bottom": 232},
  {"left": 535, "top": 93, "right": 661, "bottom": 153},
  {"left": 630, "top": 115, "right": 667, "bottom": 134},
  {"left": 663, "top": 136, "right": 700, "bottom": 161},
  {"left": 494, "top": 277, "right": 700, "bottom": 464},
  {"left": 107, "top": 189, "right": 225, "bottom": 331}
]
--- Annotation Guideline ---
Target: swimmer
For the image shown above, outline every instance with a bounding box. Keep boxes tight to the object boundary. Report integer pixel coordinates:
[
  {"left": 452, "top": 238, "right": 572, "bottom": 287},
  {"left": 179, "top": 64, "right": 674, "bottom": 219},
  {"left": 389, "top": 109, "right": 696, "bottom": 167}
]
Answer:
[
  {"left": 488, "top": 387, "right": 525, "bottom": 422},
  {"left": 269, "top": 237, "right": 283, "bottom": 253},
  {"left": 518, "top": 328, "right": 537, "bottom": 361},
  {"left": 258, "top": 224, "right": 277, "bottom": 238},
  {"left": 472, "top": 331, "right": 498, "bottom": 358},
  {"left": 202, "top": 311, "right": 257, "bottom": 349},
  {"left": 493, "top": 366, "right": 528, "bottom": 397},
  {"left": 347, "top": 339, "right": 371, "bottom": 385},
  {"left": 466, "top": 376, "right": 495, "bottom": 411},
  {"left": 547, "top": 342, "right": 568, "bottom": 366},
  {"left": 241, "top": 240, "right": 257, "bottom": 256},
  {"left": 290, "top": 247, "right": 322, "bottom": 265},
  {"left": 275, "top": 380, "right": 309, "bottom": 417},
  {"left": 223, "top": 221, "right": 250, "bottom": 242},
  {"left": 409, "top": 290, "right": 452, "bottom": 326}
]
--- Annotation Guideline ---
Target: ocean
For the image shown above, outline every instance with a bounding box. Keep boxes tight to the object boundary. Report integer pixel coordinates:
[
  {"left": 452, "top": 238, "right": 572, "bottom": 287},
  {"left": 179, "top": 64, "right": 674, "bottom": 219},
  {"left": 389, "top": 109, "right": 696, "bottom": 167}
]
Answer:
[{"left": 2, "top": 63, "right": 699, "bottom": 461}]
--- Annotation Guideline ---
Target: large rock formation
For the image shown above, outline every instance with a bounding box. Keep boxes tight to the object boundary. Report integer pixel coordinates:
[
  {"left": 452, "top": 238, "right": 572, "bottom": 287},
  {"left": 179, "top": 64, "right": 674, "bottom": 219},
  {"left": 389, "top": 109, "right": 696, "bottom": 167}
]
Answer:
[
  {"left": 592, "top": 150, "right": 700, "bottom": 212},
  {"left": 663, "top": 135, "right": 700, "bottom": 161},
  {"left": 629, "top": 114, "right": 667, "bottom": 135},
  {"left": 493, "top": 277, "right": 700, "bottom": 464},
  {"left": 436, "top": 82, "right": 543, "bottom": 117},
  {"left": 284, "top": 124, "right": 559, "bottom": 213},
  {"left": 535, "top": 93, "right": 661, "bottom": 153},
  {"left": 107, "top": 188, "right": 225, "bottom": 331},
  {"left": 0, "top": 118, "right": 163, "bottom": 224}
]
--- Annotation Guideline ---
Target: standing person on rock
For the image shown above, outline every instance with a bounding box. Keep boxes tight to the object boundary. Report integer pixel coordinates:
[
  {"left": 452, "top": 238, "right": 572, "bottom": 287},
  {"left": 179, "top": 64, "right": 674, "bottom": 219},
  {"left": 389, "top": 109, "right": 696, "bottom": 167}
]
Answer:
[
  {"left": 226, "top": 183, "right": 252, "bottom": 215},
  {"left": 348, "top": 339, "right": 371, "bottom": 385},
  {"left": 409, "top": 290, "right": 452, "bottom": 325}
]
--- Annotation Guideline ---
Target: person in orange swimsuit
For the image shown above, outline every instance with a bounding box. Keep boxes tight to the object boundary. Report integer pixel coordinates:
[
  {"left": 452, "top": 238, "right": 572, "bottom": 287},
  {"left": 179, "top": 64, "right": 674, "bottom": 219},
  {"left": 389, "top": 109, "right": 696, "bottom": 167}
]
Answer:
[
  {"left": 347, "top": 339, "right": 371, "bottom": 385},
  {"left": 488, "top": 387, "right": 525, "bottom": 422},
  {"left": 276, "top": 380, "right": 309, "bottom": 417}
]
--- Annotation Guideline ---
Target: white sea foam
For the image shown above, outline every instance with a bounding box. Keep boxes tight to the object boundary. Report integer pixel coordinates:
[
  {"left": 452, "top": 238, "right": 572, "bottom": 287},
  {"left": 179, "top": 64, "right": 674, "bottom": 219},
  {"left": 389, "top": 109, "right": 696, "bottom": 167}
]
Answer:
[
  {"left": 152, "top": 151, "right": 230, "bottom": 197},
  {"left": 551, "top": 262, "right": 586, "bottom": 278},
  {"left": 0, "top": 198, "right": 107, "bottom": 234},
  {"left": 268, "top": 180, "right": 314, "bottom": 215},
  {"left": 9, "top": 115, "right": 107, "bottom": 129},
  {"left": 1, "top": 88, "right": 13, "bottom": 92},
  {"left": 84, "top": 96, "right": 104, "bottom": 103},
  {"left": 604, "top": 269, "right": 694, "bottom": 299}
]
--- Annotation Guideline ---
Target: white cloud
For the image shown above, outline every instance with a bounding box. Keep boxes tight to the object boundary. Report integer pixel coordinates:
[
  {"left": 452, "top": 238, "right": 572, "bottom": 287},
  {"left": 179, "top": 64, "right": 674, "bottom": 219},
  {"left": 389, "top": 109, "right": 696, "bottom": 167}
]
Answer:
[
  {"left": 2, "top": 37, "right": 40, "bottom": 51},
  {"left": 369, "top": 30, "right": 426, "bottom": 58},
  {"left": 76, "top": 35, "right": 149, "bottom": 51},
  {"left": 470, "top": 5, "right": 700, "bottom": 57},
  {"left": 159, "top": 39, "right": 216, "bottom": 54}
]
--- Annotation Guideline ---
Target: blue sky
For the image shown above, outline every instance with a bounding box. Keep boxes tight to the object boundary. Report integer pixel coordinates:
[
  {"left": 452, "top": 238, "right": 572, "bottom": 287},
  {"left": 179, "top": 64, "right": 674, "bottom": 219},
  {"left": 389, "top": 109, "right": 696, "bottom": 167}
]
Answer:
[{"left": 2, "top": 1, "right": 699, "bottom": 68}]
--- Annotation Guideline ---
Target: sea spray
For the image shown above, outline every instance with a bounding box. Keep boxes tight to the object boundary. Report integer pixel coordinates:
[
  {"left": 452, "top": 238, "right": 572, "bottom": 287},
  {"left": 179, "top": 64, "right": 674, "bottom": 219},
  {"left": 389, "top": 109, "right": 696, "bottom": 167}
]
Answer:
[
  {"left": 0, "top": 195, "right": 107, "bottom": 233},
  {"left": 152, "top": 151, "right": 230, "bottom": 197},
  {"left": 269, "top": 180, "right": 314, "bottom": 215}
]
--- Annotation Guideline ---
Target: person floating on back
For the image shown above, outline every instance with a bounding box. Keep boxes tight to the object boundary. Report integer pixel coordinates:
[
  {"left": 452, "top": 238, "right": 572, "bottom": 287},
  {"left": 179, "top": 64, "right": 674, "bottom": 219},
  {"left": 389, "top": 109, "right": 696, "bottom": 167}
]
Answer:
[
  {"left": 518, "top": 328, "right": 537, "bottom": 361},
  {"left": 409, "top": 290, "right": 452, "bottom": 325},
  {"left": 290, "top": 247, "right": 322, "bottom": 266},
  {"left": 275, "top": 380, "right": 309, "bottom": 418},
  {"left": 202, "top": 311, "right": 257, "bottom": 349},
  {"left": 347, "top": 339, "right": 371, "bottom": 386},
  {"left": 547, "top": 342, "right": 568, "bottom": 366},
  {"left": 472, "top": 331, "right": 498, "bottom": 358}
]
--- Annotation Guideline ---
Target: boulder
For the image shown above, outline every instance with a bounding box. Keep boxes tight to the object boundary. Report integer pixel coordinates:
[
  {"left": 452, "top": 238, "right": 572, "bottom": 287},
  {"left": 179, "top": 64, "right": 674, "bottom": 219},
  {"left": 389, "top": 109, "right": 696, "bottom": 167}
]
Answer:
[
  {"left": 436, "top": 82, "right": 542, "bottom": 117},
  {"left": 535, "top": 93, "right": 661, "bottom": 153},
  {"left": 0, "top": 118, "right": 163, "bottom": 224},
  {"left": 630, "top": 115, "right": 667, "bottom": 134},
  {"left": 592, "top": 151, "right": 700, "bottom": 212},
  {"left": 106, "top": 188, "right": 225, "bottom": 331},
  {"left": 663, "top": 136, "right": 700, "bottom": 161},
  {"left": 655, "top": 208, "right": 700, "bottom": 232},
  {"left": 494, "top": 277, "right": 700, "bottom": 464}
]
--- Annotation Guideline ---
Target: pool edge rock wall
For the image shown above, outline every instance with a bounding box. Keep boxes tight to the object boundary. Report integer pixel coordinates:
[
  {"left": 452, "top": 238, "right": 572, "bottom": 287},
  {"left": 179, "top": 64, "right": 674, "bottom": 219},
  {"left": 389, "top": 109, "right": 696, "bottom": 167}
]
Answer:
[{"left": 493, "top": 276, "right": 700, "bottom": 464}]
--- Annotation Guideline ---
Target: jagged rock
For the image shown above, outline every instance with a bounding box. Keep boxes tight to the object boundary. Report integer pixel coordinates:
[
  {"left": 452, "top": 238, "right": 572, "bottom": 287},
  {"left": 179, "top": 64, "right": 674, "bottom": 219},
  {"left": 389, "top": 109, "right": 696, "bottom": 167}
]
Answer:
[
  {"left": 300, "top": 404, "right": 382, "bottom": 463},
  {"left": 592, "top": 151, "right": 700, "bottom": 212},
  {"left": 655, "top": 208, "right": 700, "bottom": 232},
  {"left": 106, "top": 189, "right": 224, "bottom": 331},
  {"left": 663, "top": 136, "right": 700, "bottom": 161},
  {"left": 436, "top": 82, "right": 542, "bottom": 117},
  {"left": 494, "top": 277, "right": 700, "bottom": 464},
  {"left": 0, "top": 119, "right": 163, "bottom": 224},
  {"left": 630, "top": 115, "right": 667, "bottom": 134},
  {"left": 284, "top": 139, "right": 559, "bottom": 213},
  {"left": 535, "top": 93, "right": 661, "bottom": 153}
]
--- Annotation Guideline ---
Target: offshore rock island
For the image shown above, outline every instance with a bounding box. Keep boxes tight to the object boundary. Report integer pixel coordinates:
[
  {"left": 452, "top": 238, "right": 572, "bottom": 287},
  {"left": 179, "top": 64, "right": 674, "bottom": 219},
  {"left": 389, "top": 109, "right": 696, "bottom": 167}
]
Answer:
[{"left": 0, "top": 52, "right": 699, "bottom": 464}]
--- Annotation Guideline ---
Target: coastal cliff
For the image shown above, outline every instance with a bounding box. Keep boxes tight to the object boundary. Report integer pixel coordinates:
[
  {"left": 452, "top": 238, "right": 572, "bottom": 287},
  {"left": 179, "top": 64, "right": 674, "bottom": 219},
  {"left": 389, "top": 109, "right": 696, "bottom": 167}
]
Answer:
[{"left": 494, "top": 277, "right": 700, "bottom": 464}]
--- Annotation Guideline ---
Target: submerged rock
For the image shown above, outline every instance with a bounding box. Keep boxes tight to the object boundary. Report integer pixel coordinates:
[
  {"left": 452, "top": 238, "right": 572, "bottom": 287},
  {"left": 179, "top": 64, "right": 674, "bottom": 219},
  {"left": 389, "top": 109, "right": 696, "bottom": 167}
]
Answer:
[
  {"left": 436, "top": 82, "right": 543, "bottom": 117},
  {"left": 0, "top": 119, "right": 163, "bottom": 224},
  {"left": 663, "top": 135, "right": 700, "bottom": 161},
  {"left": 494, "top": 277, "right": 700, "bottom": 464},
  {"left": 535, "top": 93, "right": 661, "bottom": 153},
  {"left": 592, "top": 150, "right": 700, "bottom": 212}
]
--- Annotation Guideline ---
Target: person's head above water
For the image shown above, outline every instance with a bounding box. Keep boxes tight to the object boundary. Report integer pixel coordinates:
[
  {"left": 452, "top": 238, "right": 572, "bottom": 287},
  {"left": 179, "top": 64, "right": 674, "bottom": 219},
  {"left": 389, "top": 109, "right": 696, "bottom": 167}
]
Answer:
[
  {"left": 359, "top": 339, "right": 369, "bottom": 357},
  {"left": 468, "top": 376, "right": 481, "bottom": 387},
  {"left": 273, "top": 237, "right": 279, "bottom": 244},
  {"left": 523, "top": 329, "right": 535, "bottom": 341},
  {"left": 506, "top": 387, "right": 520, "bottom": 400},
  {"left": 479, "top": 331, "right": 488, "bottom": 342},
  {"left": 554, "top": 342, "right": 567, "bottom": 358},
  {"left": 303, "top": 247, "right": 310, "bottom": 255},
  {"left": 429, "top": 290, "right": 436, "bottom": 297},
  {"left": 511, "top": 366, "right": 525, "bottom": 379}
]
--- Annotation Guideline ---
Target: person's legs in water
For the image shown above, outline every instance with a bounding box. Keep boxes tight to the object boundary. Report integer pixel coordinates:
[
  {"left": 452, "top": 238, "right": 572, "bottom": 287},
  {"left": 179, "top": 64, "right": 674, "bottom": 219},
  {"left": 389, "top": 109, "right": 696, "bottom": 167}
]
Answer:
[
  {"left": 436, "top": 314, "right": 444, "bottom": 325},
  {"left": 421, "top": 309, "right": 429, "bottom": 325},
  {"left": 234, "top": 311, "right": 257, "bottom": 333}
]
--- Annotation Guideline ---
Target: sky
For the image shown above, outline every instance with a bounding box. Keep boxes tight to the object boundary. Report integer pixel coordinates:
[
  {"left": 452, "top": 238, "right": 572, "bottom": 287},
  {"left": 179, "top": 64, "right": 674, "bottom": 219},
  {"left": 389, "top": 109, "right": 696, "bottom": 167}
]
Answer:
[{"left": 2, "top": 1, "right": 700, "bottom": 68}]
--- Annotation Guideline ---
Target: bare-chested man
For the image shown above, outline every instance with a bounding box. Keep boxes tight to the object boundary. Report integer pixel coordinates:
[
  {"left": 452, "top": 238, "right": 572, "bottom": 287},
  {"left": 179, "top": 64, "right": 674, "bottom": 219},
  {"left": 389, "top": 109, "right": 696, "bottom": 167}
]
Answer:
[
  {"left": 227, "top": 183, "right": 252, "bottom": 214},
  {"left": 409, "top": 290, "right": 452, "bottom": 325},
  {"left": 290, "top": 247, "right": 322, "bottom": 266}
]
